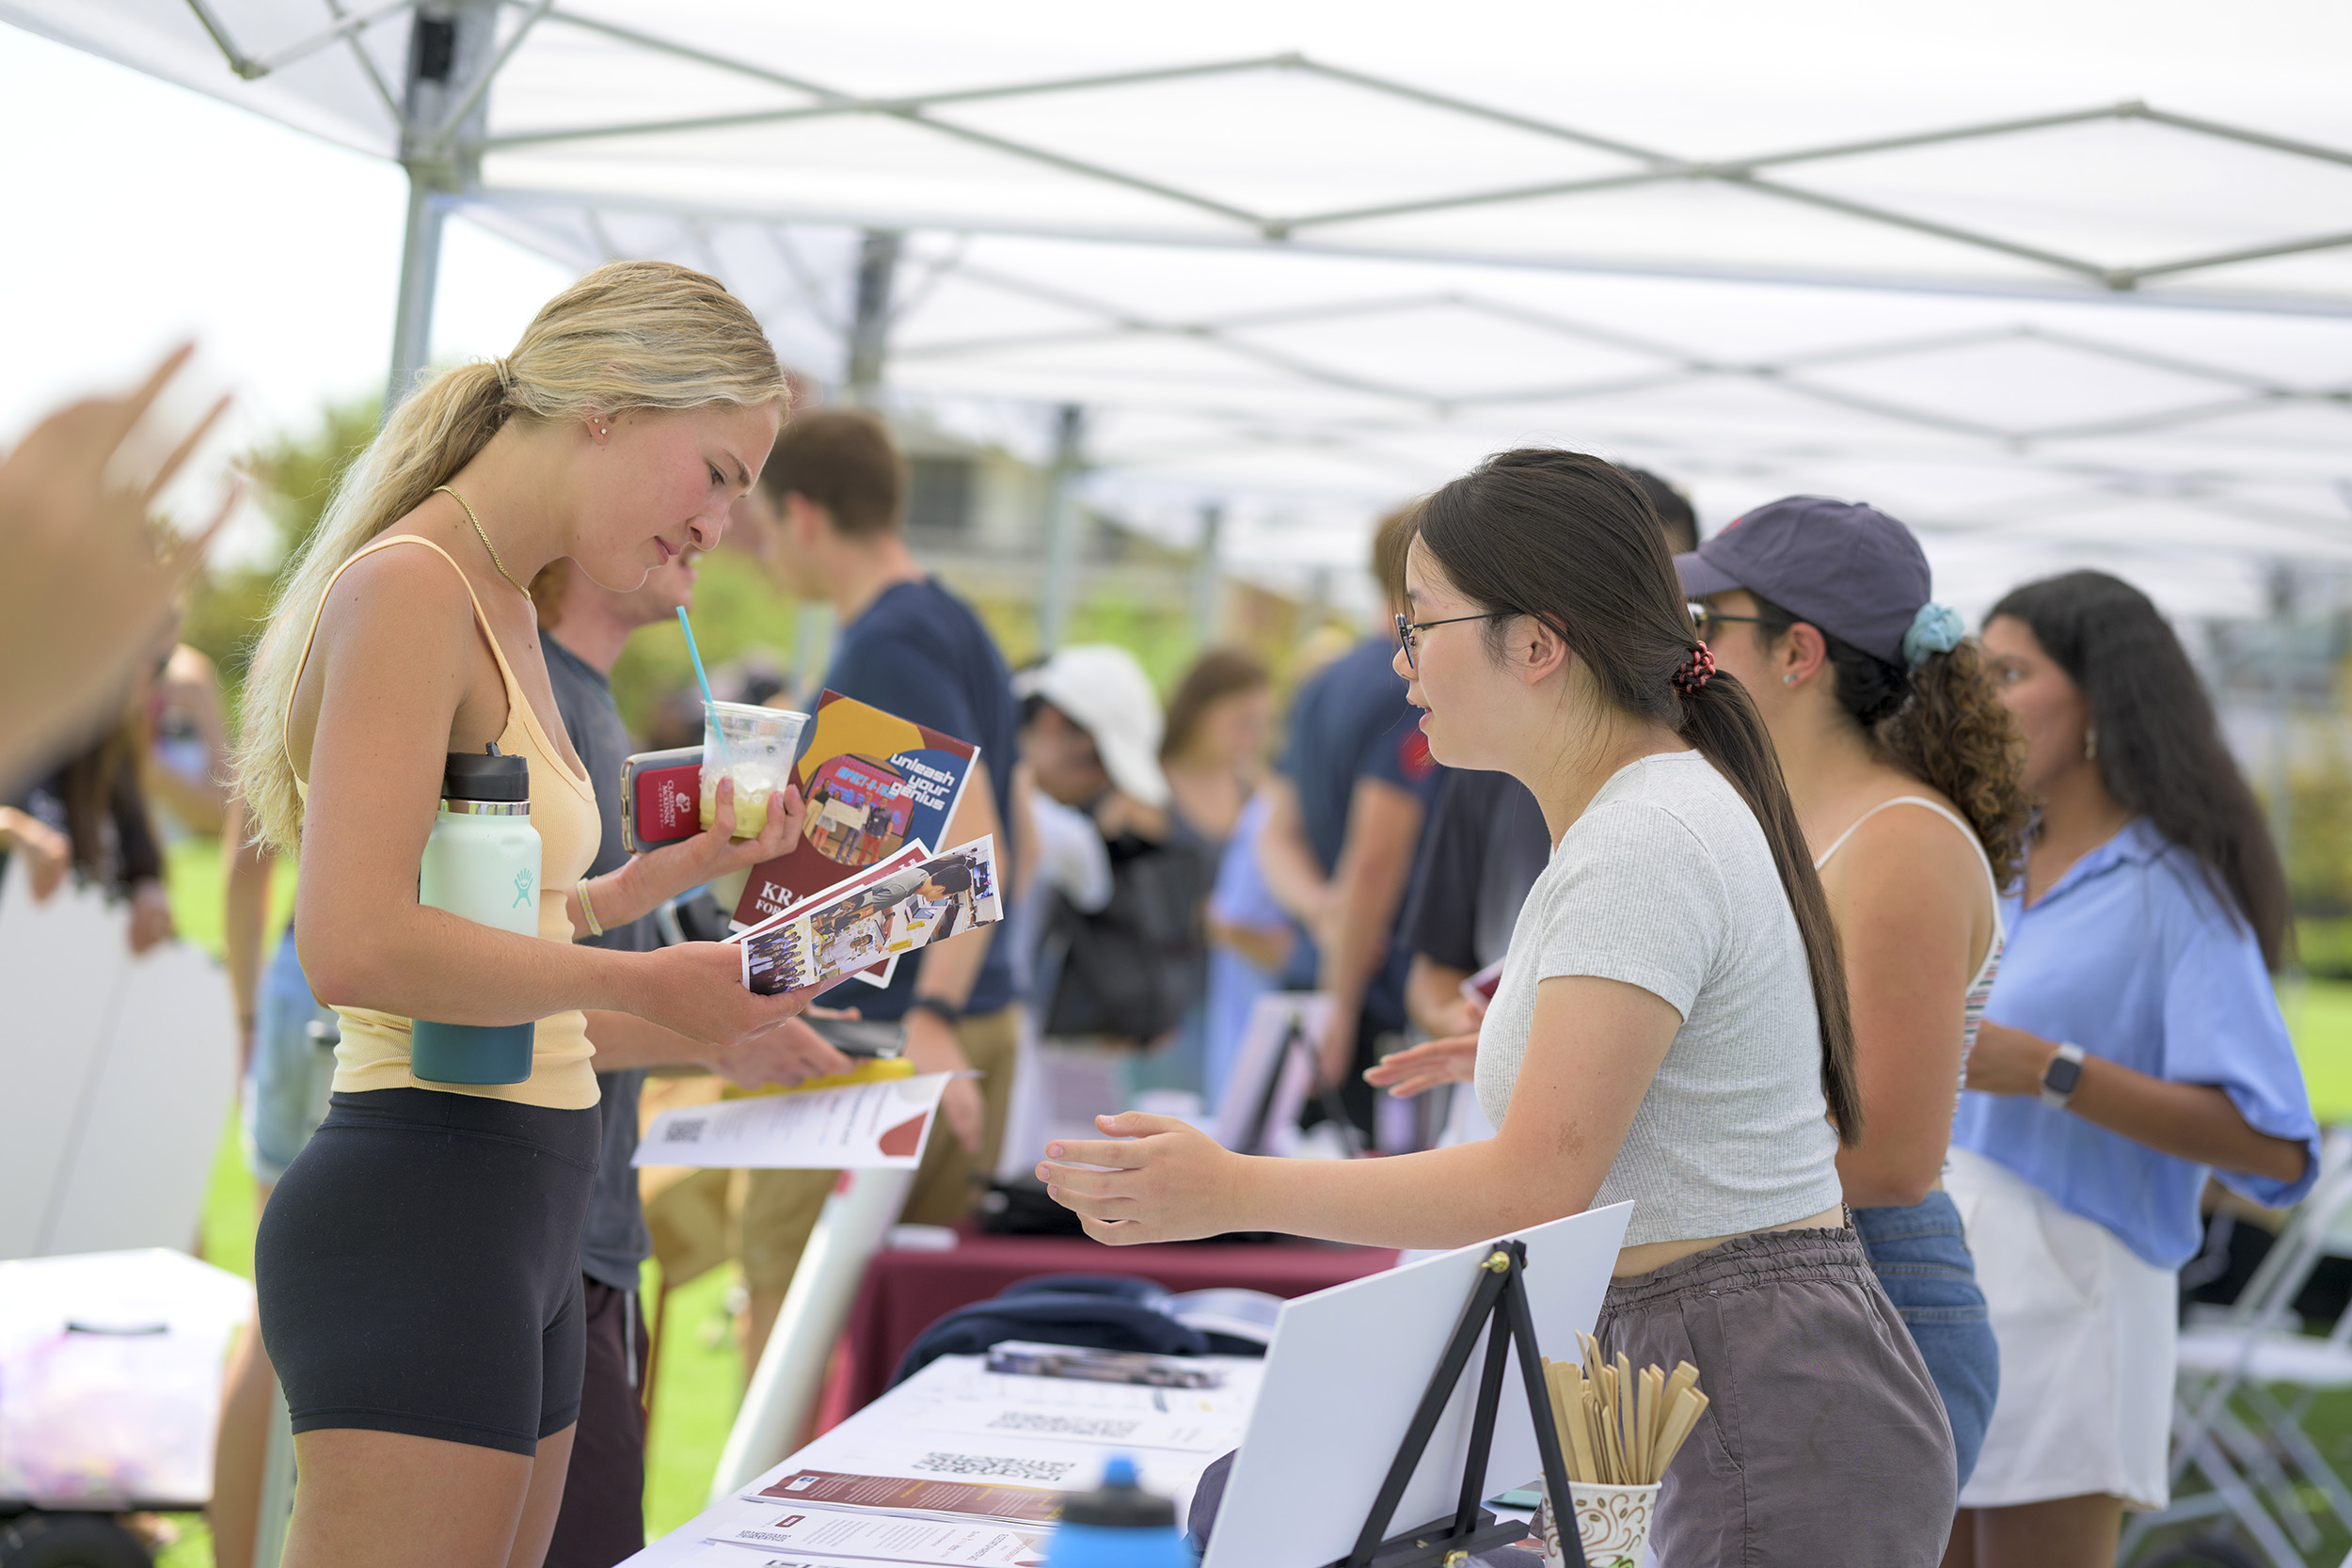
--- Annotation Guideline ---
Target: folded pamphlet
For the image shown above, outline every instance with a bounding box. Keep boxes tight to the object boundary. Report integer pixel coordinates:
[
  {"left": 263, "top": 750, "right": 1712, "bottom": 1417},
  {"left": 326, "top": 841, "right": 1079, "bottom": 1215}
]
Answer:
[{"left": 739, "top": 836, "right": 1004, "bottom": 997}]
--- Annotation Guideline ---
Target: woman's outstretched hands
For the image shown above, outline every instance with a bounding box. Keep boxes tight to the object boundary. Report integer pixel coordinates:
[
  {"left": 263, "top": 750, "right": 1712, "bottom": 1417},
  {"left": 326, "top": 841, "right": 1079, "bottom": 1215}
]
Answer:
[
  {"left": 1037, "top": 1113, "right": 1246, "bottom": 1245},
  {"left": 1363, "top": 1033, "right": 1478, "bottom": 1099}
]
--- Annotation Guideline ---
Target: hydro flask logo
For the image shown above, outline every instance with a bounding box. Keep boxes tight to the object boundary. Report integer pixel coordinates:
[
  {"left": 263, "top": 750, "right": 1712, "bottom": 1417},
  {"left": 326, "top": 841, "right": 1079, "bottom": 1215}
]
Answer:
[{"left": 512, "top": 868, "right": 535, "bottom": 909}]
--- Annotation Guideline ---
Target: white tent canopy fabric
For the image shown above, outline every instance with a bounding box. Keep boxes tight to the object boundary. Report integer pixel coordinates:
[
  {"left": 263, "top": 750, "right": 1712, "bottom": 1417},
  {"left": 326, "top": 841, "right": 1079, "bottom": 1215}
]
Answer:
[{"left": 9, "top": 0, "right": 2352, "bottom": 615}]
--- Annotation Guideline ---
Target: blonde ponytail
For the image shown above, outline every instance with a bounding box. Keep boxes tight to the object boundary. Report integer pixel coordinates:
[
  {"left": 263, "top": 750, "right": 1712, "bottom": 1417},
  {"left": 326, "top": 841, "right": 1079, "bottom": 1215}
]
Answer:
[{"left": 235, "top": 261, "right": 787, "bottom": 851}]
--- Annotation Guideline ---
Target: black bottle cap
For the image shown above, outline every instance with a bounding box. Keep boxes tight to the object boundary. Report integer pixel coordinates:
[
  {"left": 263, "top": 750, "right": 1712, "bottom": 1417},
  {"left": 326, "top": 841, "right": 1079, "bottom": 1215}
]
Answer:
[
  {"left": 442, "top": 744, "right": 530, "bottom": 802},
  {"left": 1058, "top": 1457, "right": 1173, "bottom": 1528}
]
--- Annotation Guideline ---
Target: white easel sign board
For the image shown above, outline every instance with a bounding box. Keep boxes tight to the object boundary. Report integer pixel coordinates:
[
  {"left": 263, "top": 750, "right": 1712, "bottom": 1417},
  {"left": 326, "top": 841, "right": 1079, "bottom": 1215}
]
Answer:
[
  {"left": 0, "top": 858, "right": 236, "bottom": 1261},
  {"left": 1200, "top": 1201, "right": 1634, "bottom": 1568}
]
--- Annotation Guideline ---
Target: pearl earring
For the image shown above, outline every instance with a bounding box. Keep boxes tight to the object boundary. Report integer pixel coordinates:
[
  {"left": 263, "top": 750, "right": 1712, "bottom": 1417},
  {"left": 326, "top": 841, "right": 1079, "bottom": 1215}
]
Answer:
[{"left": 2085, "top": 725, "right": 2099, "bottom": 760}]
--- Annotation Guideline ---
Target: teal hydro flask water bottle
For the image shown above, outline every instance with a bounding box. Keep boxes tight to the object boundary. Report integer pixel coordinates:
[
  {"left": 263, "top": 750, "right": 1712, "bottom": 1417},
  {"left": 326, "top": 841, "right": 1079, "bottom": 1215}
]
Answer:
[{"left": 409, "top": 746, "right": 541, "bottom": 1085}]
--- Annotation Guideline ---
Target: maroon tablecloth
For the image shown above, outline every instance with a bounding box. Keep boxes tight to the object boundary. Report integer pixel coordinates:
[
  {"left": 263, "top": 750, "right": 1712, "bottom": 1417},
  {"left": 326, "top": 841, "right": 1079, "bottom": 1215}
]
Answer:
[{"left": 811, "top": 1221, "right": 1398, "bottom": 1433}]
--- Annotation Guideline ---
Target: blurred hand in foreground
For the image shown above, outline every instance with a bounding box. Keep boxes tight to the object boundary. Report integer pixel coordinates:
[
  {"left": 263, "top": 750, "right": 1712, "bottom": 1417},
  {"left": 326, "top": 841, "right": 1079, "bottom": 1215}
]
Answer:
[
  {"left": 1363, "top": 1034, "right": 1479, "bottom": 1099},
  {"left": 0, "top": 347, "right": 233, "bottom": 782}
]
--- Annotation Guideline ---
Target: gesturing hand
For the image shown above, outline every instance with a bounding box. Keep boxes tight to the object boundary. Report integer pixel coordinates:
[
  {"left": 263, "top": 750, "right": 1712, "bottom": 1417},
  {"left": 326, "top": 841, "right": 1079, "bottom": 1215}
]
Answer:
[
  {"left": 1037, "top": 1113, "right": 1246, "bottom": 1245},
  {"left": 0, "top": 346, "right": 235, "bottom": 779},
  {"left": 704, "top": 1016, "right": 853, "bottom": 1090},
  {"left": 1363, "top": 1033, "right": 1478, "bottom": 1099}
]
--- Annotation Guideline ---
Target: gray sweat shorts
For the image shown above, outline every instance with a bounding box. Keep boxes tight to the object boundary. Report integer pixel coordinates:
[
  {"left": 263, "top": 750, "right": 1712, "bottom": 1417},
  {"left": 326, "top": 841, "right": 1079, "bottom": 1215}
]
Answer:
[{"left": 1597, "top": 1223, "right": 1957, "bottom": 1567}]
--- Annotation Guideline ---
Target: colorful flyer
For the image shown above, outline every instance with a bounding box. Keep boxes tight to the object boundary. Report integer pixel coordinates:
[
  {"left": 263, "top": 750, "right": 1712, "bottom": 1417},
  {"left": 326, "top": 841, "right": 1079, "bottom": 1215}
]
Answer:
[
  {"left": 739, "top": 838, "right": 1003, "bottom": 998},
  {"left": 732, "top": 691, "right": 981, "bottom": 931}
]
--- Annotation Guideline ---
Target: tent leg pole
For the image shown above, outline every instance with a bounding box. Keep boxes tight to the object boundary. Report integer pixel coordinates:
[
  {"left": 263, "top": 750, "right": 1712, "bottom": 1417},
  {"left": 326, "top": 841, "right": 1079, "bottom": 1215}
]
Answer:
[
  {"left": 385, "top": 169, "right": 446, "bottom": 418},
  {"left": 1037, "top": 404, "right": 1085, "bottom": 652}
]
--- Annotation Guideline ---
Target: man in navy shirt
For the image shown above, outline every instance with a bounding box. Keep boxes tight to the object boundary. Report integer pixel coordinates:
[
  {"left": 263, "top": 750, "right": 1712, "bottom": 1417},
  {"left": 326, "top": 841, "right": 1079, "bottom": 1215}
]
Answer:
[
  {"left": 731, "top": 408, "right": 1024, "bottom": 1367},
  {"left": 1258, "top": 504, "right": 1444, "bottom": 1138}
]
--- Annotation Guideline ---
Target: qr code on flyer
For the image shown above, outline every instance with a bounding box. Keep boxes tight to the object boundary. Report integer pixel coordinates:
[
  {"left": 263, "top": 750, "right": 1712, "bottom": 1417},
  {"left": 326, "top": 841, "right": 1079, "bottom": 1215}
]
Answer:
[
  {"left": 987, "top": 1412, "right": 1141, "bottom": 1439},
  {"left": 912, "top": 1452, "right": 1078, "bottom": 1483},
  {"left": 662, "top": 1118, "right": 705, "bottom": 1144}
]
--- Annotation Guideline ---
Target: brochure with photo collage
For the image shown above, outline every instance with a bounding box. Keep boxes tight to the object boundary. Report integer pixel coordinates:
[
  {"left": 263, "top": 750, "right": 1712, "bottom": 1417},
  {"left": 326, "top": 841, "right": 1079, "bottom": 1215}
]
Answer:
[{"left": 739, "top": 836, "right": 1004, "bottom": 997}]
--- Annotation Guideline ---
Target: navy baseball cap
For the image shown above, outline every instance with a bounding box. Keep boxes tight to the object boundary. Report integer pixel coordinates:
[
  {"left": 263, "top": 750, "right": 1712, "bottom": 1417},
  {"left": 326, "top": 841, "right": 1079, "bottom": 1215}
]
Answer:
[{"left": 1675, "top": 496, "right": 1939, "bottom": 667}]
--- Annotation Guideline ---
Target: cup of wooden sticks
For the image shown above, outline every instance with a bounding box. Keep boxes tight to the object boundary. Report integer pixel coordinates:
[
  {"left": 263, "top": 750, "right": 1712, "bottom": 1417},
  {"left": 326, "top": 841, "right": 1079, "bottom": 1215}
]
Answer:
[{"left": 1530, "top": 1332, "right": 1708, "bottom": 1568}]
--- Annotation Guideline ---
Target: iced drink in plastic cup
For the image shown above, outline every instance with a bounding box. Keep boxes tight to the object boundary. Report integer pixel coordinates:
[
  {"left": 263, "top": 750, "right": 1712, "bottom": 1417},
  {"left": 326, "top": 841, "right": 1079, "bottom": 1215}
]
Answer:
[{"left": 700, "top": 702, "right": 808, "bottom": 839}]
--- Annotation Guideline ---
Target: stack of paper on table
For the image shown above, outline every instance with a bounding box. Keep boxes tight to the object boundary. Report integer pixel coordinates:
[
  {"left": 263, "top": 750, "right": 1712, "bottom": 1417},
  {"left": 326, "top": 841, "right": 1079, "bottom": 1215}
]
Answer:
[{"left": 626, "top": 1354, "right": 1262, "bottom": 1566}]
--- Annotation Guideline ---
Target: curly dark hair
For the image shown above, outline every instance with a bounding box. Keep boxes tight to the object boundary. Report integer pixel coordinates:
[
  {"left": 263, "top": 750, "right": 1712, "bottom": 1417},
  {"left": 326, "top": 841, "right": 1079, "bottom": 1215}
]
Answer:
[{"left": 1749, "top": 594, "right": 2030, "bottom": 893}]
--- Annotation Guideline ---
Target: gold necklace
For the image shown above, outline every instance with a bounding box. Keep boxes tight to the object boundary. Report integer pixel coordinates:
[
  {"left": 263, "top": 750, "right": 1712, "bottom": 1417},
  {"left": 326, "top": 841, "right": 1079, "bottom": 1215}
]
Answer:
[{"left": 434, "top": 484, "right": 530, "bottom": 598}]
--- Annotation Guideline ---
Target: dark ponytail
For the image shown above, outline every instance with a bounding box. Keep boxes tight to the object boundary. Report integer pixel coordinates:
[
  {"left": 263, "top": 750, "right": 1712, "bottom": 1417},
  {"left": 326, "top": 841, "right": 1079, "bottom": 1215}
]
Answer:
[
  {"left": 1991, "top": 570, "right": 2290, "bottom": 971},
  {"left": 1747, "top": 594, "right": 2030, "bottom": 893},
  {"left": 1418, "top": 450, "right": 1863, "bottom": 1144}
]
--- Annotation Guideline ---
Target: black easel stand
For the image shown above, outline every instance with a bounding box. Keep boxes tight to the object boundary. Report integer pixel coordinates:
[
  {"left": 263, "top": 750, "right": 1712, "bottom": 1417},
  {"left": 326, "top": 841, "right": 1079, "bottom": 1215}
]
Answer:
[{"left": 1329, "top": 1239, "right": 1584, "bottom": 1568}]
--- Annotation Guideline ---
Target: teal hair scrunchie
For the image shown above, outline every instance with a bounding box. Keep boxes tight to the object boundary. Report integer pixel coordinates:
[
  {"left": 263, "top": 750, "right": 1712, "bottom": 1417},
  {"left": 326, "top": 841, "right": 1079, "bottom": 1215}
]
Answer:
[{"left": 1902, "top": 602, "right": 1964, "bottom": 668}]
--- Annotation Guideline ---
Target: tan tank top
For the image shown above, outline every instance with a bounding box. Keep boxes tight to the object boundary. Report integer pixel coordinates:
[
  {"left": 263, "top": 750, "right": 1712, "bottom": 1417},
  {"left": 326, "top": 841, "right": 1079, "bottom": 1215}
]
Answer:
[{"left": 286, "top": 533, "right": 602, "bottom": 1110}]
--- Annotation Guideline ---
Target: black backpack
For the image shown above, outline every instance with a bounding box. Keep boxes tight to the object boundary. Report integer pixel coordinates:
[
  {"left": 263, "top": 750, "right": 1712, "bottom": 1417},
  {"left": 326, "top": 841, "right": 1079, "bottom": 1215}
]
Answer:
[{"left": 1038, "top": 831, "right": 1215, "bottom": 1045}]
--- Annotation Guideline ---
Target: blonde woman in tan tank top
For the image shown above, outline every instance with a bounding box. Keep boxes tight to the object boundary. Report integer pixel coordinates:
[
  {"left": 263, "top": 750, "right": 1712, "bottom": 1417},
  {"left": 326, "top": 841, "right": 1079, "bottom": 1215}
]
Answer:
[{"left": 231, "top": 263, "right": 847, "bottom": 1568}]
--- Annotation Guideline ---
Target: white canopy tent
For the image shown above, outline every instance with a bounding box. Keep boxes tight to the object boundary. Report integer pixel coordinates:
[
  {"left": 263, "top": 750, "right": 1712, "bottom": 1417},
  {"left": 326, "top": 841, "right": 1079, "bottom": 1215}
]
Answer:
[{"left": 8, "top": 0, "right": 2352, "bottom": 619}]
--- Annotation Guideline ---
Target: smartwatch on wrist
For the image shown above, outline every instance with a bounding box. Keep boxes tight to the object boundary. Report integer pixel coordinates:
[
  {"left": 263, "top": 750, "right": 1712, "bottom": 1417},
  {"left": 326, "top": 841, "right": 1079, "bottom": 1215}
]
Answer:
[
  {"left": 2040, "top": 1042, "right": 2088, "bottom": 1110},
  {"left": 905, "top": 996, "right": 962, "bottom": 1028}
]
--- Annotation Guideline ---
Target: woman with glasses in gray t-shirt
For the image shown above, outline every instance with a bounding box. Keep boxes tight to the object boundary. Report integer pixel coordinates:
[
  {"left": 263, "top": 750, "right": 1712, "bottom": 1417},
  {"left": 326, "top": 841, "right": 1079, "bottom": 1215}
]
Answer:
[{"left": 1040, "top": 451, "right": 1957, "bottom": 1566}]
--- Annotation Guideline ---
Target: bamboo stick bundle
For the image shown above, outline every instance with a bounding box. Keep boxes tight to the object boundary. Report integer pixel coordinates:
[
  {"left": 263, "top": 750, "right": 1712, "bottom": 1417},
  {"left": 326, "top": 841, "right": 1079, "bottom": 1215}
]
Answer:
[{"left": 1535, "top": 1350, "right": 1709, "bottom": 1488}]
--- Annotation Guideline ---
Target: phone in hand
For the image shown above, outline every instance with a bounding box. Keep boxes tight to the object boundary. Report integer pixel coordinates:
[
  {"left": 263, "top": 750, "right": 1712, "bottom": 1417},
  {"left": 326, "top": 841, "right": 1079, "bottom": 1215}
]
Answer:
[{"left": 621, "top": 746, "right": 703, "bottom": 853}]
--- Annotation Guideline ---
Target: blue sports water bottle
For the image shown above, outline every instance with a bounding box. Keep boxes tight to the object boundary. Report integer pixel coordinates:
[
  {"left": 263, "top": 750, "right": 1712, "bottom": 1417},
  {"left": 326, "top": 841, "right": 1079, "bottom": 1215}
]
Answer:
[
  {"left": 1045, "top": 1456, "right": 1189, "bottom": 1568},
  {"left": 408, "top": 747, "right": 540, "bottom": 1085}
]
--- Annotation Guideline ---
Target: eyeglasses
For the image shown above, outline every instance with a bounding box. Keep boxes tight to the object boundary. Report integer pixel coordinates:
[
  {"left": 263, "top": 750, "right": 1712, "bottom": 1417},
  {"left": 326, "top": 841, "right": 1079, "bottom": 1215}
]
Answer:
[
  {"left": 1689, "top": 608, "right": 1774, "bottom": 640},
  {"left": 1394, "top": 610, "right": 1514, "bottom": 673}
]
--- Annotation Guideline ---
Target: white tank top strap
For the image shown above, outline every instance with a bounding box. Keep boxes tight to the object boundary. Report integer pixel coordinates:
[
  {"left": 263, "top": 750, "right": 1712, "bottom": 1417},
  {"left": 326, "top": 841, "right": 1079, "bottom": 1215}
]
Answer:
[{"left": 1815, "top": 794, "right": 2005, "bottom": 940}]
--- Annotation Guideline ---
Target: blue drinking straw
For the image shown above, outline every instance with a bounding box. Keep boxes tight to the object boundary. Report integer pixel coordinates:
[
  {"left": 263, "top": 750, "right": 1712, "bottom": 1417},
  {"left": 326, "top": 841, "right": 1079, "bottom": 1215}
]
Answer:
[
  {"left": 678, "top": 607, "right": 730, "bottom": 774},
  {"left": 677, "top": 607, "right": 716, "bottom": 710}
]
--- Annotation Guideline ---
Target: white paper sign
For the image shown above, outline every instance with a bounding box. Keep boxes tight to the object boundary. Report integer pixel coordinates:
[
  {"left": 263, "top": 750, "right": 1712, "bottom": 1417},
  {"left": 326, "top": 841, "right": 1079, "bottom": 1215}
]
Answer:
[{"left": 635, "top": 1073, "right": 950, "bottom": 1170}]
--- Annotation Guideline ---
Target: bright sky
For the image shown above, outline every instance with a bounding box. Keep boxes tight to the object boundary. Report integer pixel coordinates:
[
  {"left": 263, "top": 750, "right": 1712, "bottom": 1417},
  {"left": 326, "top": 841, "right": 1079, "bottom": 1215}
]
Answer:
[{"left": 0, "top": 22, "right": 571, "bottom": 502}]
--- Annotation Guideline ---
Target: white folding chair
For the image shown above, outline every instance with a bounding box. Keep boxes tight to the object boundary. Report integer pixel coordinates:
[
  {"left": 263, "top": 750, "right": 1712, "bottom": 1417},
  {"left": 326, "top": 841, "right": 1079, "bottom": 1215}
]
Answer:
[{"left": 2125, "top": 1131, "right": 2352, "bottom": 1568}]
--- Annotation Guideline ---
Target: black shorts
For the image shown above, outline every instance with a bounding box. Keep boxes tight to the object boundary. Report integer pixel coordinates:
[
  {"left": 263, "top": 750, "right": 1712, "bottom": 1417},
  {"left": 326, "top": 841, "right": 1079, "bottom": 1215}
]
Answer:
[{"left": 255, "top": 1087, "right": 599, "bottom": 1455}]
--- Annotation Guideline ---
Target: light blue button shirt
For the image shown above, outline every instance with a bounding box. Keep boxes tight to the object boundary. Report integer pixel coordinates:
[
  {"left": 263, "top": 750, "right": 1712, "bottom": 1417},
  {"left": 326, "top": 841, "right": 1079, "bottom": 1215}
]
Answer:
[{"left": 1953, "top": 817, "right": 2319, "bottom": 1269}]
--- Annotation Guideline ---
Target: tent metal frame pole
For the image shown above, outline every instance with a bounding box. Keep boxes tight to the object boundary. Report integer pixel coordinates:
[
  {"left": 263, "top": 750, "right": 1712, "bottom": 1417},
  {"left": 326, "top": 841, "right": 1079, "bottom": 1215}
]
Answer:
[
  {"left": 458, "top": 184, "right": 2352, "bottom": 323},
  {"left": 387, "top": 173, "right": 447, "bottom": 414},
  {"left": 1191, "top": 499, "right": 1225, "bottom": 648},
  {"left": 1037, "top": 404, "right": 1086, "bottom": 652}
]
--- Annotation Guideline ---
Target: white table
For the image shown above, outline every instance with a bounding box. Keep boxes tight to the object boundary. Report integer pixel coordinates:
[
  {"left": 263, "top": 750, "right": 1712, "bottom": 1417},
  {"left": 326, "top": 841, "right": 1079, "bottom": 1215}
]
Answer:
[{"left": 626, "top": 1354, "right": 1263, "bottom": 1566}]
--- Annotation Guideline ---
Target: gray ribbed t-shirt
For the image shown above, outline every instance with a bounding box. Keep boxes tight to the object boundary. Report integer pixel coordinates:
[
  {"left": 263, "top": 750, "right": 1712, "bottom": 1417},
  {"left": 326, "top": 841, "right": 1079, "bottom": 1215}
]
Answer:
[{"left": 1474, "top": 750, "right": 1842, "bottom": 1247}]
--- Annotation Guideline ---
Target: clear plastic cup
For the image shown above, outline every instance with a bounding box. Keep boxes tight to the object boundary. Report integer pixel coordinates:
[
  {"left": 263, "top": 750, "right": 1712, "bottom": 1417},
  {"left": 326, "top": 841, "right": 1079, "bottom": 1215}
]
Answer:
[{"left": 700, "top": 702, "right": 809, "bottom": 839}]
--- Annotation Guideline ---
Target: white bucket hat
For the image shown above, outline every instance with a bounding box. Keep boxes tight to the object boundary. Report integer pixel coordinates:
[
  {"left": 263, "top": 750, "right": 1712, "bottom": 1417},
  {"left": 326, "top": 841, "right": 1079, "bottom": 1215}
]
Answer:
[{"left": 1013, "top": 644, "right": 1169, "bottom": 809}]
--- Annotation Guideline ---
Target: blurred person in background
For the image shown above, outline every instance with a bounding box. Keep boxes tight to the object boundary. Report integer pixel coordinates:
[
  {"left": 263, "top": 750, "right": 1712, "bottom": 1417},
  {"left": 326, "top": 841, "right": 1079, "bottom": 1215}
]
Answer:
[
  {"left": 5, "top": 704, "right": 173, "bottom": 951},
  {"left": 1017, "top": 645, "right": 1214, "bottom": 1097},
  {"left": 1154, "top": 647, "right": 1273, "bottom": 1104},
  {"left": 1257, "top": 504, "right": 1444, "bottom": 1140},
  {"left": 1677, "top": 498, "right": 2029, "bottom": 1491},
  {"left": 1159, "top": 648, "right": 1272, "bottom": 848},
  {"left": 140, "top": 633, "right": 232, "bottom": 841},
  {"left": 1378, "top": 467, "right": 1692, "bottom": 1146},
  {"left": 730, "top": 407, "right": 1024, "bottom": 1370},
  {"left": 1947, "top": 571, "right": 2318, "bottom": 1568},
  {"left": 0, "top": 346, "right": 231, "bottom": 786},
  {"left": 531, "top": 547, "right": 848, "bottom": 1568}
]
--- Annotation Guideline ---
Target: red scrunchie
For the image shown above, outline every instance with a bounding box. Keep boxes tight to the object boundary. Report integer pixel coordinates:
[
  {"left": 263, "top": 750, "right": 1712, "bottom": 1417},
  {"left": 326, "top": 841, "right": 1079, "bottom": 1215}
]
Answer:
[{"left": 1671, "top": 642, "right": 1716, "bottom": 694}]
